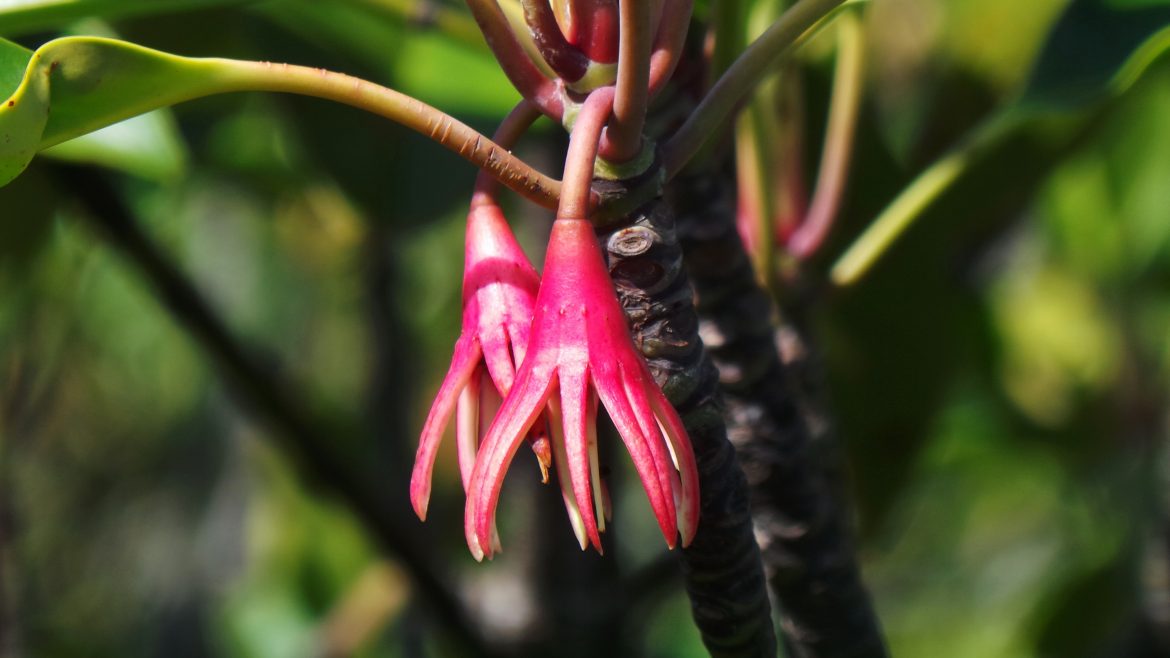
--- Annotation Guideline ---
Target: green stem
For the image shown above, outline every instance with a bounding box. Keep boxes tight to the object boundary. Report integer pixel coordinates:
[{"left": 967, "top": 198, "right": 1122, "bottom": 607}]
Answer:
[
  {"left": 662, "top": 0, "right": 847, "bottom": 179},
  {"left": 829, "top": 114, "right": 1014, "bottom": 285},
  {"left": 788, "top": 8, "right": 864, "bottom": 258},
  {"left": 710, "top": 0, "right": 748, "bottom": 80},
  {"left": 206, "top": 58, "right": 564, "bottom": 208}
]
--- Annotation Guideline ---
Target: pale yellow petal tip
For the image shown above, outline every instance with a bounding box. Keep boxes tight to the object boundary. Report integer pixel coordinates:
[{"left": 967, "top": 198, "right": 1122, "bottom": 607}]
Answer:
[
  {"left": 411, "top": 494, "right": 430, "bottom": 522},
  {"left": 490, "top": 524, "right": 504, "bottom": 555}
]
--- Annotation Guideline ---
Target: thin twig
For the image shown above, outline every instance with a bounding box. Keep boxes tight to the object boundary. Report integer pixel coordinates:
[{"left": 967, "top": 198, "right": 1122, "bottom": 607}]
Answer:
[{"left": 26, "top": 41, "right": 565, "bottom": 210}]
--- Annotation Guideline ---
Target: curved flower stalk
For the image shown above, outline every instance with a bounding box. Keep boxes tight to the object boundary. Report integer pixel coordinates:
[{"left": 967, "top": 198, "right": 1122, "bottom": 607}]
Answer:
[{"left": 463, "top": 90, "right": 700, "bottom": 561}]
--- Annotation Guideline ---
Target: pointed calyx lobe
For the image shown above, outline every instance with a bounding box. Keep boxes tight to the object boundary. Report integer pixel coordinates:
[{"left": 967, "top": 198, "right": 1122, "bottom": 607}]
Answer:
[
  {"left": 410, "top": 203, "right": 544, "bottom": 521},
  {"left": 464, "top": 216, "right": 699, "bottom": 561}
]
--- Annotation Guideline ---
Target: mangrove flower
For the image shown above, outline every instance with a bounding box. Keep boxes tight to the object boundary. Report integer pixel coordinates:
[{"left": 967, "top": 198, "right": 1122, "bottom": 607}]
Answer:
[
  {"left": 464, "top": 216, "right": 700, "bottom": 561},
  {"left": 410, "top": 202, "right": 549, "bottom": 522}
]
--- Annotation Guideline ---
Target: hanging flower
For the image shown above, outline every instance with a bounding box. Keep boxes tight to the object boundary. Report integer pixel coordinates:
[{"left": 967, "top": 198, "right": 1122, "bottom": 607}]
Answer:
[
  {"left": 463, "top": 216, "right": 700, "bottom": 561},
  {"left": 409, "top": 202, "right": 550, "bottom": 524}
]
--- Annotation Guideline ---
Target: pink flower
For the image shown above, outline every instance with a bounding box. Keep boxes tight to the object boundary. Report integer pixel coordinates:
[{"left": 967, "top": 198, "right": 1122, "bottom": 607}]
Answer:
[
  {"left": 464, "top": 217, "right": 700, "bottom": 561},
  {"left": 410, "top": 203, "right": 550, "bottom": 524}
]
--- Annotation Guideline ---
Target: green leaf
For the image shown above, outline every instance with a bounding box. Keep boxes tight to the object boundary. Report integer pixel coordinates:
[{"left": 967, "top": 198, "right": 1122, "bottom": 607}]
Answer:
[
  {"left": 833, "top": 0, "right": 1170, "bottom": 285},
  {"left": 1020, "top": 0, "right": 1170, "bottom": 110},
  {"left": 41, "top": 110, "right": 188, "bottom": 181},
  {"left": 0, "top": 38, "right": 31, "bottom": 96},
  {"left": 0, "top": 36, "right": 230, "bottom": 186},
  {"left": 0, "top": 0, "right": 254, "bottom": 37}
]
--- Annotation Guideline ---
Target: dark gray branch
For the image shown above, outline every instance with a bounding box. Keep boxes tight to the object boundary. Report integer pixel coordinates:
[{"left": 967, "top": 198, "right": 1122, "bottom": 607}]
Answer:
[
  {"left": 594, "top": 178, "right": 777, "bottom": 658},
  {"left": 667, "top": 166, "right": 887, "bottom": 658}
]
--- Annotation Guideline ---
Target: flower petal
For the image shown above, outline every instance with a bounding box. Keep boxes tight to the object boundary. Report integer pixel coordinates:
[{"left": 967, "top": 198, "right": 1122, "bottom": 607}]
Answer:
[
  {"left": 411, "top": 336, "right": 482, "bottom": 521},
  {"left": 479, "top": 315, "right": 520, "bottom": 394},
  {"left": 455, "top": 367, "right": 482, "bottom": 492},
  {"left": 621, "top": 362, "right": 682, "bottom": 543},
  {"left": 586, "top": 392, "right": 606, "bottom": 532},
  {"left": 465, "top": 359, "right": 557, "bottom": 560},
  {"left": 593, "top": 365, "right": 676, "bottom": 546},
  {"left": 464, "top": 204, "right": 540, "bottom": 395},
  {"left": 647, "top": 382, "right": 701, "bottom": 547},
  {"left": 548, "top": 398, "right": 590, "bottom": 551},
  {"left": 559, "top": 364, "right": 603, "bottom": 552}
]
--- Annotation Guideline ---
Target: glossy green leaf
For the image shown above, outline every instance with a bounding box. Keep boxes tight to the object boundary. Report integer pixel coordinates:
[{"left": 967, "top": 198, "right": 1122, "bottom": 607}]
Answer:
[
  {"left": 0, "top": 0, "right": 254, "bottom": 37},
  {"left": 832, "top": 0, "right": 1170, "bottom": 285},
  {"left": 1020, "top": 0, "right": 1170, "bottom": 110},
  {"left": 0, "top": 36, "right": 233, "bottom": 186}
]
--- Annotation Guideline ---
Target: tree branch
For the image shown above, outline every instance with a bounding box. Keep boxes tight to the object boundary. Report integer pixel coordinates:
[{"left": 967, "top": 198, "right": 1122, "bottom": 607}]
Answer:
[
  {"left": 594, "top": 174, "right": 777, "bottom": 657},
  {"left": 668, "top": 164, "right": 888, "bottom": 658}
]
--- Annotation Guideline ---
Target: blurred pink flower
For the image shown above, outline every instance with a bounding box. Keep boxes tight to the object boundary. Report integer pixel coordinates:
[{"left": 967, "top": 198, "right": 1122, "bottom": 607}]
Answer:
[{"left": 464, "top": 217, "right": 699, "bottom": 561}]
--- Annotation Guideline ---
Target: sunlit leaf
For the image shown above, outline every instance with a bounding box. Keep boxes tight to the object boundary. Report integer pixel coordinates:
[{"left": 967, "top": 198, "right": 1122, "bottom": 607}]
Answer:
[{"left": 0, "top": 36, "right": 233, "bottom": 185}]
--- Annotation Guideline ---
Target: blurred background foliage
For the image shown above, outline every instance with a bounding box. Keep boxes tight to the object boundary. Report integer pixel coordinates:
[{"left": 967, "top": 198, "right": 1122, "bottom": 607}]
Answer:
[{"left": 2, "top": 0, "right": 1170, "bottom": 656}]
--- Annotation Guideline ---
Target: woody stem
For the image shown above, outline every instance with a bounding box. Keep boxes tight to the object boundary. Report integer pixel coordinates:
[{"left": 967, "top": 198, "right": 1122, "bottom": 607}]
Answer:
[
  {"left": 668, "top": 165, "right": 889, "bottom": 658},
  {"left": 592, "top": 180, "right": 777, "bottom": 657}
]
